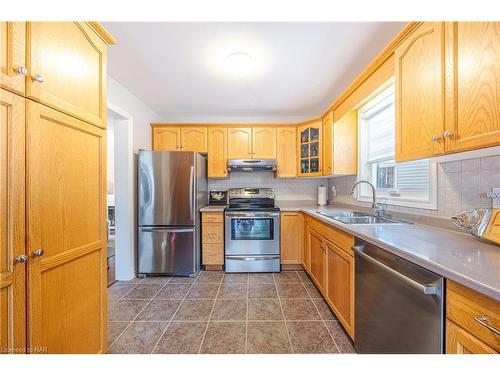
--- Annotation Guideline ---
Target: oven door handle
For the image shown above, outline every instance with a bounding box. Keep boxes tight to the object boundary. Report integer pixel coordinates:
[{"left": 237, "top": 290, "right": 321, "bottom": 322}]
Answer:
[
  {"left": 226, "top": 255, "right": 280, "bottom": 261},
  {"left": 225, "top": 212, "right": 279, "bottom": 218}
]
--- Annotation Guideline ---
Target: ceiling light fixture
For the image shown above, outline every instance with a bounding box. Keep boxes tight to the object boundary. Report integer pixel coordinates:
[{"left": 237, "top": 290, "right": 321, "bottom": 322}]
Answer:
[{"left": 224, "top": 52, "right": 254, "bottom": 77}]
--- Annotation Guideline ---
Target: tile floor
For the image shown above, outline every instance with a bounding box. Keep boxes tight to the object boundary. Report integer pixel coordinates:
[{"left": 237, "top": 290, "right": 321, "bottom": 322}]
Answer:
[{"left": 107, "top": 270, "right": 356, "bottom": 354}]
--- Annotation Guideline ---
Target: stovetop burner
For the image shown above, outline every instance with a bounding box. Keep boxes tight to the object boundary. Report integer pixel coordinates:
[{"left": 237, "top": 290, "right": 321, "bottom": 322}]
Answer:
[{"left": 226, "top": 187, "right": 279, "bottom": 212}]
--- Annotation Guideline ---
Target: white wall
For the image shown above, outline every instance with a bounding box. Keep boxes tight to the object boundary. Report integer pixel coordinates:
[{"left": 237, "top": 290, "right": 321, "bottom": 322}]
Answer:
[{"left": 107, "top": 75, "right": 160, "bottom": 152}]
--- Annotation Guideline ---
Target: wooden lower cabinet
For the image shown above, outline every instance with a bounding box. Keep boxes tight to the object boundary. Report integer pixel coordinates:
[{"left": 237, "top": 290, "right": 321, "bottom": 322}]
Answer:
[
  {"left": 447, "top": 320, "right": 496, "bottom": 354},
  {"left": 325, "top": 240, "right": 355, "bottom": 338},
  {"left": 0, "top": 88, "right": 26, "bottom": 353},
  {"left": 308, "top": 228, "right": 326, "bottom": 292},
  {"left": 302, "top": 216, "right": 311, "bottom": 272},
  {"left": 26, "top": 101, "right": 107, "bottom": 353},
  {"left": 201, "top": 212, "right": 224, "bottom": 267},
  {"left": 280, "top": 212, "right": 302, "bottom": 265}
]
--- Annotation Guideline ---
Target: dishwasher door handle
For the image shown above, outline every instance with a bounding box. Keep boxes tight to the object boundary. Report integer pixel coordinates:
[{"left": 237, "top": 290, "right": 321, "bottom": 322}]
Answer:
[{"left": 352, "top": 245, "right": 439, "bottom": 295}]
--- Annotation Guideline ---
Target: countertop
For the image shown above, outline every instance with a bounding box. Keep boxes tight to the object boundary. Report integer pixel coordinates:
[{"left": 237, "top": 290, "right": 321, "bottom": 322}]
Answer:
[
  {"left": 276, "top": 201, "right": 500, "bottom": 301},
  {"left": 200, "top": 205, "right": 227, "bottom": 212}
]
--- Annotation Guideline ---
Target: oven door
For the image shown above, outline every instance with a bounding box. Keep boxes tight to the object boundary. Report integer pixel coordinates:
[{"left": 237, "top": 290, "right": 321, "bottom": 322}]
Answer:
[{"left": 225, "top": 211, "right": 280, "bottom": 255}]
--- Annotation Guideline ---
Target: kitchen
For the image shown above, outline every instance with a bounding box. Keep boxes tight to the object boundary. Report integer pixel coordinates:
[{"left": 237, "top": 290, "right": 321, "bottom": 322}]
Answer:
[{"left": 0, "top": 2, "right": 499, "bottom": 371}]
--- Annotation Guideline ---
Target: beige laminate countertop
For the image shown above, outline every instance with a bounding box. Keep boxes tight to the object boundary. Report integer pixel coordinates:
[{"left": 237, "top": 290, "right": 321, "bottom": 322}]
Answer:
[{"left": 276, "top": 201, "right": 500, "bottom": 301}]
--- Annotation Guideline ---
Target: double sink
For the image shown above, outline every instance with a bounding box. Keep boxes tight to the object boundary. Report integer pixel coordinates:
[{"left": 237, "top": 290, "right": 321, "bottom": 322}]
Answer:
[{"left": 316, "top": 211, "right": 412, "bottom": 225}]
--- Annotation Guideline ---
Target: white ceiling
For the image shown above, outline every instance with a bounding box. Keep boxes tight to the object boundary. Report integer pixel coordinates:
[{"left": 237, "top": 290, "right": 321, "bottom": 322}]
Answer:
[{"left": 104, "top": 22, "right": 407, "bottom": 122}]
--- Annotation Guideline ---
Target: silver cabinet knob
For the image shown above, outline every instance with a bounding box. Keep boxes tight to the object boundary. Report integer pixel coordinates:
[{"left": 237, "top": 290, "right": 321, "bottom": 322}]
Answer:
[
  {"left": 32, "top": 248, "right": 45, "bottom": 257},
  {"left": 15, "top": 255, "right": 28, "bottom": 263},
  {"left": 32, "top": 74, "right": 44, "bottom": 83},
  {"left": 15, "top": 66, "right": 28, "bottom": 76},
  {"left": 443, "top": 131, "right": 454, "bottom": 139},
  {"left": 431, "top": 135, "right": 440, "bottom": 142}
]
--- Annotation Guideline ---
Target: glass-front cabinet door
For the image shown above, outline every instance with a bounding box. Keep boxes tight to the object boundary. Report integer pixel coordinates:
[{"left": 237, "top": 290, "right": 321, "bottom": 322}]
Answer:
[{"left": 297, "top": 121, "right": 322, "bottom": 176}]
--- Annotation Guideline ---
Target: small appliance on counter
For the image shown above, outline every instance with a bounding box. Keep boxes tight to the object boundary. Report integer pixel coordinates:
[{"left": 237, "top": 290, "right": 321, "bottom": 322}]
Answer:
[
  {"left": 317, "top": 185, "right": 327, "bottom": 206},
  {"left": 209, "top": 190, "right": 228, "bottom": 205},
  {"left": 451, "top": 208, "right": 500, "bottom": 245}
]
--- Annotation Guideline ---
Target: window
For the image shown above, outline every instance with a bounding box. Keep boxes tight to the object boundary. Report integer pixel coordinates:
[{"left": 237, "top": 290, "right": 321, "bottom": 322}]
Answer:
[{"left": 357, "top": 83, "right": 437, "bottom": 209}]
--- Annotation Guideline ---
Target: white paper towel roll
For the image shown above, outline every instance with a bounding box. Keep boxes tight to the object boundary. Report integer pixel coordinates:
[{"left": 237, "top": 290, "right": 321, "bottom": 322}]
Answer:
[{"left": 318, "top": 185, "right": 327, "bottom": 206}]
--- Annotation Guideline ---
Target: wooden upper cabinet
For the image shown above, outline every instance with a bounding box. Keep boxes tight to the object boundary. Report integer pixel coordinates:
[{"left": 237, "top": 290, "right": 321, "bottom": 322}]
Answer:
[
  {"left": 0, "top": 88, "right": 26, "bottom": 353},
  {"left": 207, "top": 127, "right": 228, "bottom": 178},
  {"left": 26, "top": 22, "right": 108, "bottom": 128},
  {"left": 26, "top": 101, "right": 107, "bottom": 353},
  {"left": 152, "top": 127, "right": 180, "bottom": 151},
  {"left": 180, "top": 127, "right": 207, "bottom": 152},
  {"left": 333, "top": 111, "right": 358, "bottom": 175},
  {"left": 276, "top": 127, "right": 296, "bottom": 177},
  {"left": 395, "top": 22, "right": 445, "bottom": 162},
  {"left": 280, "top": 212, "right": 302, "bottom": 264},
  {"left": 325, "top": 240, "right": 355, "bottom": 338},
  {"left": 322, "top": 111, "right": 334, "bottom": 175},
  {"left": 444, "top": 22, "right": 500, "bottom": 153},
  {"left": 252, "top": 127, "right": 276, "bottom": 158},
  {"left": 297, "top": 121, "right": 322, "bottom": 176},
  {"left": 228, "top": 128, "right": 252, "bottom": 159},
  {"left": 0, "top": 22, "right": 26, "bottom": 95}
]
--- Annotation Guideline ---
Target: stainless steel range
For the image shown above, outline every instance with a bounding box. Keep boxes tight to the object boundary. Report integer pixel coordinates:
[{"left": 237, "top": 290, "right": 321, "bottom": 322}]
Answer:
[{"left": 224, "top": 188, "right": 280, "bottom": 273}]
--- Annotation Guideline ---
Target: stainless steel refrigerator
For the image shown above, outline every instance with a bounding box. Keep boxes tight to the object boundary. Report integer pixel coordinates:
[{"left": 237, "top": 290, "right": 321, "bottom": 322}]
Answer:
[{"left": 137, "top": 151, "right": 208, "bottom": 276}]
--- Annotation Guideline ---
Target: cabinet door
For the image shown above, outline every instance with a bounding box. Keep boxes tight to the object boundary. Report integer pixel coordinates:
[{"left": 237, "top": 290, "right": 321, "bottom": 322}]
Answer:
[
  {"left": 152, "top": 127, "right": 180, "bottom": 151},
  {"left": 181, "top": 127, "right": 207, "bottom": 152},
  {"left": 207, "top": 127, "right": 228, "bottom": 178},
  {"left": 322, "top": 111, "right": 334, "bottom": 175},
  {"left": 276, "top": 127, "right": 296, "bottom": 177},
  {"left": 308, "top": 228, "right": 325, "bottom": 292},
  {"left": 395, "top": 22, "right": 445, "bottom": 162},
  {"left": 26, "top": 102, "right": 107, "bottom": 353},
  {"left": 280, "top": 212, "right": 302, "bottom": 265},
  {"left": 325, "top": 241, "right": 355, "bottom": 338},
  {"left": 333, "top": 111, "right": 357, "bottom": 175},
  {"left": 0, "top": 89, "right": 26, "bottom": 353},
  {"left": 445, "top": 22, "right": 500, "bottom": 153},
  {"left": 302, "top": 217, "right": 310, "bottom": 272},
  {"left": 446, "top": 320, "right": 497, "bottom": 354},
  {"left": 26, "top": 22, "right": 107, "bottom": 128},
  {"left": 0, "top": 22, "right": 26, "bottom": 95},
  {"left": 297, "top": 122, "right": 322, "bottom": 176},
  {"left": 228, "top": 128, "right": 252, "bottom": 159},
  {"left": 252, "top": 127, "right": 276, "bottom": 158}
]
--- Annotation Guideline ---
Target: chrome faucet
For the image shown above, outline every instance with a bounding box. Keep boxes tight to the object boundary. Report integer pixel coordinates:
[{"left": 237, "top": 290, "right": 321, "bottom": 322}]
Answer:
[{"left": 350, "top": 180, "right": 386, "bottom": 217}]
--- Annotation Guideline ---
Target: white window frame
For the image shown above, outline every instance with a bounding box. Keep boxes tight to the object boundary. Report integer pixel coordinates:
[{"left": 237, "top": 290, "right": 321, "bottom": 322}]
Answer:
[{"left": 356, "top": 81, "right": 438, "bottom": 210}]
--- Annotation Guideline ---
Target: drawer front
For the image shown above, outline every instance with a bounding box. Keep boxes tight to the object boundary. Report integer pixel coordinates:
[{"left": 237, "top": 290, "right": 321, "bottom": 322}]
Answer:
[
  {"left": 447, "top": 282, "right": 500, "bottom": 352},
  {"left": 202, "top": 243, "right": 224, "bottom": 265},
  {"left": 305, "top": 213, "right": 354, "bottom": 254},
  {"left": 446, "top": 320, "right": 497, "bottom": 354},
  {"left": 202, "top": 213, "right": 223, "bottom": 223},
  {"left": 202, "top": 223, "right": 224, "bottom": 243}
]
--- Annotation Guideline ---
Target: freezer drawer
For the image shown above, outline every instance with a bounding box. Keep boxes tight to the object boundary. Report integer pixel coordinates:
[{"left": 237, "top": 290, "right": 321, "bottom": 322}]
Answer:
[
  {"left": 138, "top": 227, "right": 196, "bottom": 275},
  {"left": 225, "top": 255, "right": 280, "bottom": 273}
]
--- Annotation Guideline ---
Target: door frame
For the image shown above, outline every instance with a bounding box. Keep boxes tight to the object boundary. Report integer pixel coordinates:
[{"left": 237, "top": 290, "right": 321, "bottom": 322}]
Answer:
[{"left": 107, "top": 102, "right": 135, "bottom": 280}]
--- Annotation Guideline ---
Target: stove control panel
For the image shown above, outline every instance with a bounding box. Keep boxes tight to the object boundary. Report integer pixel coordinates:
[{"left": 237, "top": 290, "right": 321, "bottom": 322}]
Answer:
[{"left": 228, "top": 188, "right": 275, "bottom": 199}]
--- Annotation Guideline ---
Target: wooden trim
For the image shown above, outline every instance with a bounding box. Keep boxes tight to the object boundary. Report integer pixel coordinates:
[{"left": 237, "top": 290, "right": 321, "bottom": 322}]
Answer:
[
  {"left": 0, "top": 272, "right": 13, "bottom": 289},
  {"left": 86, "top": 22, "right": 117, "bottom": 45},
  {"left": 151, "top": 122, "right": 297, "bottom": 128},
  {"left": 322, "top": 22, "right": 422, "bottom": 118},
  {"left": 40, "top": 240, "right": 103, "bottom": 272}
]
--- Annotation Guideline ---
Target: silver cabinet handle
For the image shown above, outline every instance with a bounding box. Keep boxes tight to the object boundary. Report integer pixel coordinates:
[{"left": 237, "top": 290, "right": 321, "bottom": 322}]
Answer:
[
  {"left": 32, "top": 74, "right": 44, "bottom": 83},
  {"left": 15, "top": 255, "right": 28, "bottom": 263},
  {"left": 353, "top": 245, "right": 439, "bottom": 295},
  {"left": 32, "top": 248, "right": 45, "bottom": 257},
  {"left": 226, "top": 256, "right": 279, "bottom": 261},
  {"left": 431, "top": 135, "right": 440, "bottom": 142},
  {"left": 443, "top": 131, "right": 454, "bottom": 139},
  {"left": 15, "top": 66, "right": 28, "bottom": 76},
  {"left": 474, "top": 316, "right": 500, "bottom": 336}
]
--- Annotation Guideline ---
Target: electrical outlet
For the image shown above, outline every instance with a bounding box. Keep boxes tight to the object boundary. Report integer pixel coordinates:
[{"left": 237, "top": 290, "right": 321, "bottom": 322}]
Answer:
[{"left": 487, "top": 188, "right": 500, "bottom": 208}]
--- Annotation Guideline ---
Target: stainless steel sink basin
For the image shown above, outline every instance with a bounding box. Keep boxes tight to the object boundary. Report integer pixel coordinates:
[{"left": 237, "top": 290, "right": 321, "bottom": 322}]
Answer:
[{"left": 316, "top": 211, "right": 411, "bottom": 225}]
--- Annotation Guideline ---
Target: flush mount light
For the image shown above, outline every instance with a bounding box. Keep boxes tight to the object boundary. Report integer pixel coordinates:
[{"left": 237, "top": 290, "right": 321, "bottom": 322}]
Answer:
[{"left": 224, "top": 52, "right": 254, "bottom": 77}]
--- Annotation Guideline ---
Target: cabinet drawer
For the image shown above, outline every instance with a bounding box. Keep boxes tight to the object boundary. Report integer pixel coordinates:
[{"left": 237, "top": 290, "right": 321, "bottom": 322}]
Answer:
[
  {"left": 202, "top": 213, "right": 223, "bottom": 223},
  {"left": 202, "top": 244, "right": 224, "bottom": 266},
  {"left": 447, "top": 320, "right": 497, "bottom": 354},
  {"left": 202, "top": 223, "right": 223, "bottom": 243},
  {"left": 447, "top": 281, "right": 500, "bottom": 352},
  {"left": 306, "top": 214, "right": 354, "bottom": 254}
]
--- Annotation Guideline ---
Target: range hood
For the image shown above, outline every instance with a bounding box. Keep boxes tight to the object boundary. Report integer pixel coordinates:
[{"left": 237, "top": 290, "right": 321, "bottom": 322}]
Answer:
[{"left": 227, "top": 159, "right": 276, "bottom": 172}]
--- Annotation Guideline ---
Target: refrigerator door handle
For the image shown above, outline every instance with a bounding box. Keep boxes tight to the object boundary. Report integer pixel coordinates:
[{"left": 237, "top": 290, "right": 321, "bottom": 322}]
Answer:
[
  {"left": 140, "top": 228, "right": 194, "bottom": 233},
  {"left": 189, "top": 165, "right": 194, "bottom": 221}
]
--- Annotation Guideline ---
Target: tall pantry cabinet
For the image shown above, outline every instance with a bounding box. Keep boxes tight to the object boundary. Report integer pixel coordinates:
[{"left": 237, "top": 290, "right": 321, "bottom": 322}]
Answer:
[{"left": 0, "top": 22, "right": 115, "bottom": 354}]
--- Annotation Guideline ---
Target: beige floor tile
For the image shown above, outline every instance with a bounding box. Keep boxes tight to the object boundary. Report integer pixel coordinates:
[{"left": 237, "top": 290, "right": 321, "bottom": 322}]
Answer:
[
  {"left": 140, "top": 276, "right": 171, "bottom": 285},
  {"left": 108, "top": 322, "right": 167, "bottom": 354},
  {"left": 210, "top": 299, "right": 247, "bottom": 321},
  {"left": 286, "top": 321, "right": 338, "bottom": 353},
  {"left": 247, "top": 322, "right": 291, "bottom": 354},
  {"left": 108, "top": 283, "right": 136, "bottom": 300},
  {"left": 217, "top": 283, "right": 248, "bottom": 299},
  {"left": 173, "top": 299, "right": 214, "bottom": 321},
  {"left": 135, "top": 300, "right": 182, "bottom": 321},
  {"left": 169, "top": 276, "right": 196, "bottom": 284},
  {"left": 108, "top": 321, "right": 129, "bottom": 346},
  {"left": 277, "top": 283, "right": 309, "bottom": 298},
  {"left": 324, "top": 320, "right": 356, "bottom": 353},
  {"left": 196, "top": 271, "right": 224, "bottom": 284},
  {"left": 186, "top": 283, "right": 220, "bottom": 299},
  {"left": 248, "top": 299, "right": 283, "bottom": 321},
  {"left": 222, "top": 273, "right": 249, "bottom": 284},
  {"left": 108, "top": 299, "right": 149, "bottom": 321},
  {"left": 155, "top": 284, "right": 191, "bottom": 299},
  {"left": 304, "top": 283, "right": 323, "bottom": 298},
  {"left": 248, "top": 283, "right": 278, "bottom": 298},
  {"left": 200, "top": 322, "right": 246, "bottom": 354},
  {"left": 153, "top": 322, "right": 208, "bottom": 354},
  {"left": 312, "top": 298, "right": 336, "bottom": 320},
  {"left": 248, "top": 273, "right": 275, "bottom": 284},
  {"left": 281, "top": 298, "right": 321, "bottom": 321},
  {"left": 123, "top": 284, "right": 162, "bottom": 299},
  {"left": 274, "top": 272, "right": 301, "bottom": 284}
]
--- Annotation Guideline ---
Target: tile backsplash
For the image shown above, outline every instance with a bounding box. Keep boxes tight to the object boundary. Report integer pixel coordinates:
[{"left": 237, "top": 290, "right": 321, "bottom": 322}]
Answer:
[
  {"left": 208, "top": 172, "right": 327, "bottom": 201},
  {"left": 329, "top": 155, "right": 500, "bottom": 218}
]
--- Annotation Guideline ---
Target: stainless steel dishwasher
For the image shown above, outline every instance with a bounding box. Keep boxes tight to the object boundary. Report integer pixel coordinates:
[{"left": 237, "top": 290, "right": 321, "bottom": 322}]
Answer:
[{"left": 353, "top": 240, "right": 444, "bottom": 353}]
